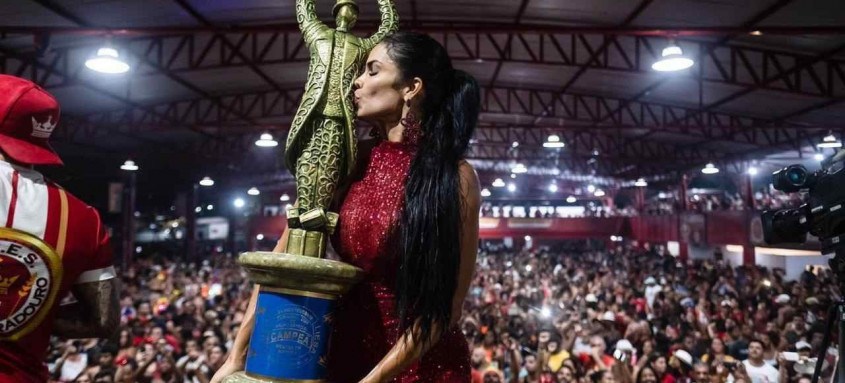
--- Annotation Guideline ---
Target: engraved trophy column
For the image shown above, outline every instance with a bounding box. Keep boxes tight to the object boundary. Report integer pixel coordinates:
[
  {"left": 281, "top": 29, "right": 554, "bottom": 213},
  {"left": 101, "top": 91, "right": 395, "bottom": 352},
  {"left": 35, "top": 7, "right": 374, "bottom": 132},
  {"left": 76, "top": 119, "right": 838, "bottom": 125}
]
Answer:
[{"left": 223, "top": 0, "right": 397, "bottom": 382}]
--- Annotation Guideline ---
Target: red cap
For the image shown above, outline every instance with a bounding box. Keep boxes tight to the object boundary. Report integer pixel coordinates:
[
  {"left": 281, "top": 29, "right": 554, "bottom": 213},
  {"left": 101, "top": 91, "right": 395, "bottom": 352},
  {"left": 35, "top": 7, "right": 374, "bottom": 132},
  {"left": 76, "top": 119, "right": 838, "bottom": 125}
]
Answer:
[{"left": 0, "top": 75, "right": 62, "bottom": 166}]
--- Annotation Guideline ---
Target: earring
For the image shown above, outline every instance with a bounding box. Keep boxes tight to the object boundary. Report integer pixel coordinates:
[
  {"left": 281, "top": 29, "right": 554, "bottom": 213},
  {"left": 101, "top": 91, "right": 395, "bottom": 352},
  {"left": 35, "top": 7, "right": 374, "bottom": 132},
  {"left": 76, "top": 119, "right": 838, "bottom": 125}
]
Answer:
[{"left": 400, "top": 110, "right": 421, "bottom": 146}]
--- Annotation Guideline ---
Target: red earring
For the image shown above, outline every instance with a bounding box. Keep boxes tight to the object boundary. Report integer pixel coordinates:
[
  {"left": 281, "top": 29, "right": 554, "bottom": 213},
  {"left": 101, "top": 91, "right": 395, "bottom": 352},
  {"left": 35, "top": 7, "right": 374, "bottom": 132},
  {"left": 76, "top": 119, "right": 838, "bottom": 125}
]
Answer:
[{"left": 400, "top": 110, "right": 421, "bottom": 146}]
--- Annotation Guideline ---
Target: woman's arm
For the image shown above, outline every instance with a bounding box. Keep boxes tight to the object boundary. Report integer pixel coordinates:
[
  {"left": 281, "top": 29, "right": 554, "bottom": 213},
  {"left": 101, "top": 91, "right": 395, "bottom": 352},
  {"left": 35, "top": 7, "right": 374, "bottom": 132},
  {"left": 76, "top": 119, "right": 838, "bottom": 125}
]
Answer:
[
  {"left": 209, "top": 227, "right": 291, "bottom": 383},
  {"left": 359, "top": 162, "right": 481, "bottom": 383}
]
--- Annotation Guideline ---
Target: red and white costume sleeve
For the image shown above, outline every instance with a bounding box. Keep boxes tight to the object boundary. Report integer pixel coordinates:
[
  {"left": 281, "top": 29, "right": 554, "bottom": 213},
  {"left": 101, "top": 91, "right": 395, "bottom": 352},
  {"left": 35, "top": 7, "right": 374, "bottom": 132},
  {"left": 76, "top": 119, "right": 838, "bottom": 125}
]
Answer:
[{"left": 0, "top": 160, "right": 115, "bottom": 383}]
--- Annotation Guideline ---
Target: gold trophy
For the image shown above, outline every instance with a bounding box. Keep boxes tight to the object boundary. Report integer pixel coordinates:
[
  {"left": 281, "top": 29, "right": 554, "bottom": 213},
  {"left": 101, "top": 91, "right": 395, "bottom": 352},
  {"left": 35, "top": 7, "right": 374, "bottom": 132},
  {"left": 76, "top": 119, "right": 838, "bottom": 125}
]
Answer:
[{"left": 223, "top": 0, "right": 397, "bottom": 381}]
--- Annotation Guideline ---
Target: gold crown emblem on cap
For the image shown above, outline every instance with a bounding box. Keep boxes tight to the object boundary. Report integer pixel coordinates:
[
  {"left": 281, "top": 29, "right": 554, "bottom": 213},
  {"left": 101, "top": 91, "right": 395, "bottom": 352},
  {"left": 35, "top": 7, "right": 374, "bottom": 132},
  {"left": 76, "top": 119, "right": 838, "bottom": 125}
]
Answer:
[{"left": 31, "top": 116, "right": 57, "bottom": 138}]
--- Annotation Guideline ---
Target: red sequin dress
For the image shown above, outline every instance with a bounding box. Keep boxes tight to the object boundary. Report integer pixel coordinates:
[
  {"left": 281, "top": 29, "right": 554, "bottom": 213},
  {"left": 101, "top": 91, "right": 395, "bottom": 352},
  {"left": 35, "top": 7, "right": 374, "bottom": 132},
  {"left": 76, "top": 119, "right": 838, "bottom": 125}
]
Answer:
[{"left": 327, "top": 139, "right": 470, "bottom": 382}]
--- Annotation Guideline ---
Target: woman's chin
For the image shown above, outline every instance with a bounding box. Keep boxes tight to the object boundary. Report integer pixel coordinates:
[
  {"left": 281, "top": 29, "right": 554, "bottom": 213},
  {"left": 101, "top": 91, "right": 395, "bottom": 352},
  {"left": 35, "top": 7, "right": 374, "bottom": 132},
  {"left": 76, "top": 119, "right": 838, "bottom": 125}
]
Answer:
[{"left": 355, "top": 111, "right": 374, "bottom": 122}]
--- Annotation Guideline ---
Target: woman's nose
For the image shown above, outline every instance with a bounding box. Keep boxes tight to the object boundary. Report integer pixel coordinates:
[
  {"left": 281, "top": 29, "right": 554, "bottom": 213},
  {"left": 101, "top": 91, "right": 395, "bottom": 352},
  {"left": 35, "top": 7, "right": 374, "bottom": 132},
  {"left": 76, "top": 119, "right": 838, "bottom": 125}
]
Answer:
[{"left": 353, "top": 74, "right": 364, "bottom": 90}]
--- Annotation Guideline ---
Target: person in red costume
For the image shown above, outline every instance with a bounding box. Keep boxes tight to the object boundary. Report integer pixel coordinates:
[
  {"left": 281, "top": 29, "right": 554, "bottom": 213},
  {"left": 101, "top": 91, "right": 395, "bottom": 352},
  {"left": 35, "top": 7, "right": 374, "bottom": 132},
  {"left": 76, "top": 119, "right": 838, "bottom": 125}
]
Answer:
[
  {"left": 0, "top": 74, "right": 119, "bottom": 383},
  {"left": 213, "top": 31, "right": 481, "bottom": 383}
]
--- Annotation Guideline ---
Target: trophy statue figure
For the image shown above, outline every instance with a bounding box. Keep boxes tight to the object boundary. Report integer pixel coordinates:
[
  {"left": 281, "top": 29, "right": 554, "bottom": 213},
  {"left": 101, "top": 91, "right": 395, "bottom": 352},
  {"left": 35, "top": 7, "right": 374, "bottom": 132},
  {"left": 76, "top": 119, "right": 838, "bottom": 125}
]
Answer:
[
  {"left": 286, "top": 0, "right": 398, "bottom": 241},
  {"left": 223, "top": 1, "right": 398, "bottom": 382}
]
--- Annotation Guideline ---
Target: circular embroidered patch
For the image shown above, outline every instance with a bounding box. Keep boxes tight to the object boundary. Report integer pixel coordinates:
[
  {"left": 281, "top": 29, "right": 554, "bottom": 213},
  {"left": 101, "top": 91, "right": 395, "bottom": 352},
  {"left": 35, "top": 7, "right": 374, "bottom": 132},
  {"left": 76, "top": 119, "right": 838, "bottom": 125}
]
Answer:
[{"left": 0, "top": 227, "right": 62, "bottom": 341}]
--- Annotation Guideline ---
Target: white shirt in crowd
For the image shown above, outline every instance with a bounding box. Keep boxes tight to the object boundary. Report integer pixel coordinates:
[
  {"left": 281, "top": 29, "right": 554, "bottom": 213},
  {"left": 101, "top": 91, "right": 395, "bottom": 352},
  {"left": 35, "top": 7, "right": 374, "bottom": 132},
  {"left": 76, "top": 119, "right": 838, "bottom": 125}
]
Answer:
[
  {"left": 743, "top": 360, "right": 779, "bottom": 383},
  {"left": 645, "top": 284, "right": 661, "bottom": 308}
]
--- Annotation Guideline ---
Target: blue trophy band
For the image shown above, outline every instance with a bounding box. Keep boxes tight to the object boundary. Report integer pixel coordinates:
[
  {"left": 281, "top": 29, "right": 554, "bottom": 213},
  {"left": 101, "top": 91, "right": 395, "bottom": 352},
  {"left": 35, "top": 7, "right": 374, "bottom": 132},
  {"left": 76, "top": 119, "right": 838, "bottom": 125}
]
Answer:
[{"left": 245, "top": 286, "right": 336, "bottom": 382}]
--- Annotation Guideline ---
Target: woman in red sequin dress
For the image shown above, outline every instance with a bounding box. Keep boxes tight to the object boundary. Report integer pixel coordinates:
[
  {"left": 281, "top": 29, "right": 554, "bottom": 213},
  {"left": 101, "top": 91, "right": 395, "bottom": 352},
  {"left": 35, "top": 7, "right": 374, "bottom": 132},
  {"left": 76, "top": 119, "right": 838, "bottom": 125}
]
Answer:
[
  {"left": 212, "top": 32, "right": 481, "bottom": 383},
  {"left": 325, "top": 31, "right": 481, "bottom": 382}
]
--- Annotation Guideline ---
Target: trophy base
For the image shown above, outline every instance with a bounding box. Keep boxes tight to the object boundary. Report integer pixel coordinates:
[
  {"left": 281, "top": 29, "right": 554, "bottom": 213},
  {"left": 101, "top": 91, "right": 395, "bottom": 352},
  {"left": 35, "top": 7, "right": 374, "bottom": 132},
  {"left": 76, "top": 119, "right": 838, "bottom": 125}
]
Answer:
[
  {"left": 225, "top": 251, "right": 363, "bottom": 382},
  {"left": 223, "top": 371, "right": 327, "bottom": 383}
]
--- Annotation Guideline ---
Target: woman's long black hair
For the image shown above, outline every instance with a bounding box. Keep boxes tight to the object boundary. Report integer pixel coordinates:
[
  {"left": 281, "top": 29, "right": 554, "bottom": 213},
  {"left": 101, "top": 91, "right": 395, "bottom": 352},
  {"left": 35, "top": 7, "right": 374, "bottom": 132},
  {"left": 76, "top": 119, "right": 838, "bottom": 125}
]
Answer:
[{"left": 383, "top": 32, "right": 481, "bottom": 344}]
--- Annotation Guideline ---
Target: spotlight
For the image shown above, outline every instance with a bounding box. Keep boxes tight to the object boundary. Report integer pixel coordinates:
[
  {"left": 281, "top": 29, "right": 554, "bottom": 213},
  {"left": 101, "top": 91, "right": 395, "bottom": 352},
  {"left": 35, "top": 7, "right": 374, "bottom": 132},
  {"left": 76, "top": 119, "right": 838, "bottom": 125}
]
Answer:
[
  {"left": 818, "top": 133, "right": 842, "bottom": 149},
  {"left": 120, "top": 159, "right": 139, "bottom": 171},
  {"left": 233, "top": 198, "right": 246, "bottom": 208},
  {"left": 702, "top": 163, "right": 719, "bottom": 174},
  {"left": 652, "top": 43, "right": 694, "bottom": 72},
  {"left": 255, "top": 133, "right": 279, "bottom": 147},
  {"left": 85, "top": 46, "right": 130, "bottom": 74},
  {"left": 248, "top": 187, "right": 260, "bottom": 196},
  {"left": 543, "top": 134, "right": 565, "bottom": 149},
  {"left": 199, "top": 177, "right": 214, "bottom": 187},
  {"left": 492, "top": 178, "right": 506, "bottom": 188}
]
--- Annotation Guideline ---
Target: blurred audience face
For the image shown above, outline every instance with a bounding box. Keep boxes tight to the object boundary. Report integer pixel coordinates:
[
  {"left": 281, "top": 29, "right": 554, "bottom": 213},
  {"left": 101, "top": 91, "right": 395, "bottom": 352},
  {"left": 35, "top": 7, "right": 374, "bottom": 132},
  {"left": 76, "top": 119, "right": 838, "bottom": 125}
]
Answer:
[
  {"left": 638, "top": 366, "right": 658, "bottom": 383},
  {"left": 747, "top": 341, "right": 764, "bottom": 362},
  {"left": 524, "top": 354, "right": 538, "bottom": 373},
  {"left": 651, "top": 356, "right": 667, "bottom": 376},
  {"left": 557, "top": 366, "right": 575, "bottom": 383},
  {"left": 693, "top": 363, "right": 710, "bottom": 383},
  {"left": 471, "top": 346, "right": 487, "bottom": 369}
]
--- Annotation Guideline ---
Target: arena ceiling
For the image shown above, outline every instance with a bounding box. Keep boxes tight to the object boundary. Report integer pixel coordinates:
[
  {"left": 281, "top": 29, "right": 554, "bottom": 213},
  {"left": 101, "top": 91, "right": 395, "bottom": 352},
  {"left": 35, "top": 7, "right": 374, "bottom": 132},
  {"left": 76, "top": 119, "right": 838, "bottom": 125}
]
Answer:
[{"left": 1, "top": 0, "right": 844, "bottom": 200}]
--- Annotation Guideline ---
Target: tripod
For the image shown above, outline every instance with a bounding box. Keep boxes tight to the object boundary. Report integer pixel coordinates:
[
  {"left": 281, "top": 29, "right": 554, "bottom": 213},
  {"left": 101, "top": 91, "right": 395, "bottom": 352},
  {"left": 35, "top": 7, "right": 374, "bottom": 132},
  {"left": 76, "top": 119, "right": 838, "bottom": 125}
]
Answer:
[{"left": 810, "top": 246, "right": 845, "bottom": 383}]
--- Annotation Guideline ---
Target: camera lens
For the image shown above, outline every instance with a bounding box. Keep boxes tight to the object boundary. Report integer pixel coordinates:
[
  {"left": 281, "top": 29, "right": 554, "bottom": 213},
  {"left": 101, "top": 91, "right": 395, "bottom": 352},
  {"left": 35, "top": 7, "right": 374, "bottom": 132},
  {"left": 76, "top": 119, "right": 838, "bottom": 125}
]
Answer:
[
  {"left": 772, "top": 165, "right": 809, "bottom": 192},
  {"left": 786, "top": 168, "right": 805, "bottom": 184}
]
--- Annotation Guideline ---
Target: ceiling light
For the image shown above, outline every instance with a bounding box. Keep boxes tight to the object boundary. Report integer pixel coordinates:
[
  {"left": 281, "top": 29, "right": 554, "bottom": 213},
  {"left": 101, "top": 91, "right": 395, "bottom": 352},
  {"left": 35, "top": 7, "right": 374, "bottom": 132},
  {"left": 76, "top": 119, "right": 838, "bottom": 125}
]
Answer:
[
  {"left": 817, "top": 133, "right": 842, "bottom": 148},
  {"left": 566, "top": 196, "right": 577, "bottom": 203},
  {"left": 206, "top": 204, "right": 214, "bottom": 210},
  {"left": 492, "top": 178, "right": 505, "bottom": 188},
  {"left": 543, "top": 134, "right": 565, "bottom": 149},
  {"left": 248, "top": 187, "right": 260, "bottom": 196},
  {"left": 702, "top": 163, "right": 719, "bottom": 174},
  {"left": 233, "top": 198, "right": 246, "bottom": 208},
  {"left": 120, "top": 159, "right": 138, "bottom": 171},
  {"left": 814, "top": 153, "right": 825, "bottom": 161},
  {"left": 280, "top": 193, "right": 290, "bottom": 201},
  {"left": 634, "top": 178, "right": 647, "bottom": 187},
  {"left": 507, "top": 183, "right": 516, "bottom": 192},
  {"left": 548, "top": 183, "right": 558, "bottom": 193},
  {"left": 587, "top": 184, "right": 596, "bottom": 193},
  {"left": 194, "top": 206, "right": 202, "bottom": 213},
  {"left": 510, "top": 173, "right": 517, "bottom": 179},
  {"left": 512, "top": 141, "right": 519, "bottom": 148},
  {"left": 652, "top": 43, "right": 694, "bottom": 72},
  {"left": 481, "top": 188, "right": 491, "bottom": 197},
  {"left": 255, "top": 133, "right": 279, "bottom": 147},
  {"left": 512, "top": 163, "right": 528, "bottom": 174},
  {"left": 594, "top": 189, "right": 606, "bottom": 197},
  {"left": 750, "top": 30, "right": 763, "bottom": 36},
  {"left": 256, "top": 234, "right": 264, "bottom": 240},
  {"left": 199, "top": 177, "right": 214, "bottom": 187},
  {"left": 747, "top": 167, "right": 758, "bottom": 176},
  {"left": 85, "top": 46, "right": 130, "bottom": 74}
]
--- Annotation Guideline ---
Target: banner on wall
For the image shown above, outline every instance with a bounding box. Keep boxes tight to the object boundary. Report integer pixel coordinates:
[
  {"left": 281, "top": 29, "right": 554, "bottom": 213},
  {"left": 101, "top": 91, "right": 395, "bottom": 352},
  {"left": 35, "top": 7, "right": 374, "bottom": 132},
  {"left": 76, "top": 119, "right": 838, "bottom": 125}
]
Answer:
[{"left": 679, "top": 213, "right": 706, "bottom": 245}]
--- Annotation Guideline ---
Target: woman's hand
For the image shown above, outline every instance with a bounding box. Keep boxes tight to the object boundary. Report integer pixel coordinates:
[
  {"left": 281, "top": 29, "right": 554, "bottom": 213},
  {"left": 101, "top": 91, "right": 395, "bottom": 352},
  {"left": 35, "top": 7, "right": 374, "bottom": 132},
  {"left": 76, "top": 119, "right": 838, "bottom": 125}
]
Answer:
[{"left": 209, "top": 358, "right": 244, "bottom": 383}]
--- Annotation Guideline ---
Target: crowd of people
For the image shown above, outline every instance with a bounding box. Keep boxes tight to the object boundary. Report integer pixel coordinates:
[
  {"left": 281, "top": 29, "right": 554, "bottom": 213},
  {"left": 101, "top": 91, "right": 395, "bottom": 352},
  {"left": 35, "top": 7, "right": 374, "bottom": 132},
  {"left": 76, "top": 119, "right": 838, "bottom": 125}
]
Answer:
[{"left": 44, "top": 241, "right": 838, "bottom": 383}]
